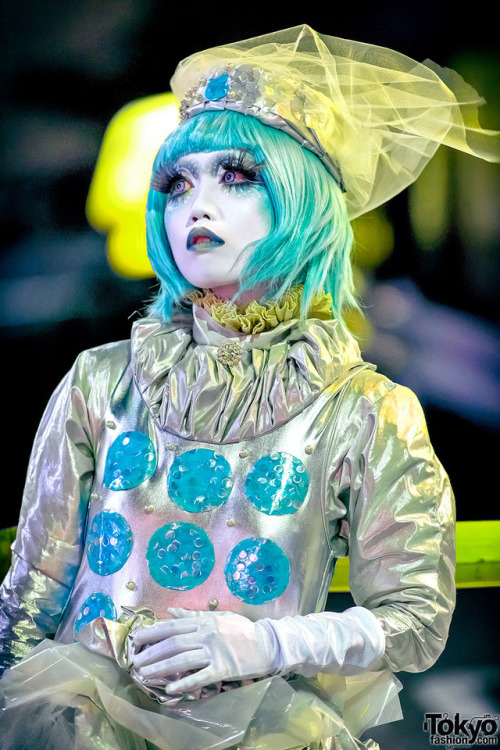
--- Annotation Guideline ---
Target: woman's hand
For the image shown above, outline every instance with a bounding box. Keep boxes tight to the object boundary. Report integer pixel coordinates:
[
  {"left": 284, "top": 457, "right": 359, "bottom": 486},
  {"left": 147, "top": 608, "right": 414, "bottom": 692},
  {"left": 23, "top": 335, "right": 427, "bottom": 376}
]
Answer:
[
  {"left": 132, "top": 605, "right": 385, "bottom": 694},
  {"left": 132, "top": 608, "right": 279, "bottom": 693}
]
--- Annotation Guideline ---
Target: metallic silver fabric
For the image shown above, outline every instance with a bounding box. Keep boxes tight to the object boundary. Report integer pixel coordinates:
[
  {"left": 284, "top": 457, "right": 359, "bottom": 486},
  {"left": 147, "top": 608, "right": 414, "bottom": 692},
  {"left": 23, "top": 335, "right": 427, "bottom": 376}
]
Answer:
[
  {"left": 131, "top": 305, "right": 368, "bottom": 442},
  {"left": 0, "top": 304, "right": 455, "bottom": 689}
]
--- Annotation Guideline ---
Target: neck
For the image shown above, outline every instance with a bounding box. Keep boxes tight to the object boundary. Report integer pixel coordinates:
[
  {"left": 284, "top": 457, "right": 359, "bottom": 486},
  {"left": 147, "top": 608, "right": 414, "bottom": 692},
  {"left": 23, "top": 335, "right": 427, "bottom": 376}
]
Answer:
[{"left": 210, "top": 282, "right": 269, "bottom": 307}]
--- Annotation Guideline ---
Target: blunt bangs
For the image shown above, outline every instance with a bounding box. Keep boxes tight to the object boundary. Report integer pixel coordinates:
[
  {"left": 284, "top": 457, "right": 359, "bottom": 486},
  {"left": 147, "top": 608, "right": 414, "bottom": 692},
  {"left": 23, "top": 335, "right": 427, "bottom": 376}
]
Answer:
[{"left": 153, "top": 109, "right": 265, "bottom": 167}]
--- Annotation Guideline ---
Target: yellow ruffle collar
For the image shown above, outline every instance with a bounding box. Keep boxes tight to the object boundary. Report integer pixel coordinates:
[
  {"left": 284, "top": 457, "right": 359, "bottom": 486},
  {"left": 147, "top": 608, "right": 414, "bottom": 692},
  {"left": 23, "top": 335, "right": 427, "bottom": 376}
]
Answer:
[{"left": 187, "top": 286, "right": 333, "bottom": 335}]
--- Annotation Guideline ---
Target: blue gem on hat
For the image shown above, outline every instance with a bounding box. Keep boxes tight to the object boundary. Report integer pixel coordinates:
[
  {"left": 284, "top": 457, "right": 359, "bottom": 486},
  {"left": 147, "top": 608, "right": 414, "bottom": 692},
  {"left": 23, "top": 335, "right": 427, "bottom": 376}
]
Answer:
[{"left": 205, "top": 74, "right": 230, "bottom": 101}]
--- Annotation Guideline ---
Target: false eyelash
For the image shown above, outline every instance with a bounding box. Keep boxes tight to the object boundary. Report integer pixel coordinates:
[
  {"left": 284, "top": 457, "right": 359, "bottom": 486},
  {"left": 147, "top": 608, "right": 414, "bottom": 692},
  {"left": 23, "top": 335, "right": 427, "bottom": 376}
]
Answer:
[
  {"left": 150, "top": 152, "right": 266, "bottom": 193},
  {"left": 219, "top": 152, "right": 265, "bottom": 182},
  {"left": 150, "top": 166, "right": 183, "bottom": 194}
]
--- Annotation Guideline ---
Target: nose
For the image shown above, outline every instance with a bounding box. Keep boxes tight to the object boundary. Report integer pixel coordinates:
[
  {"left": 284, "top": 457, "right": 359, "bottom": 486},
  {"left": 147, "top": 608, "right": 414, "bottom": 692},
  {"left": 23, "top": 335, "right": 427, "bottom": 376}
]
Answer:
[{"left": 188, "top": 182, "right": 220, "bottom": 225}]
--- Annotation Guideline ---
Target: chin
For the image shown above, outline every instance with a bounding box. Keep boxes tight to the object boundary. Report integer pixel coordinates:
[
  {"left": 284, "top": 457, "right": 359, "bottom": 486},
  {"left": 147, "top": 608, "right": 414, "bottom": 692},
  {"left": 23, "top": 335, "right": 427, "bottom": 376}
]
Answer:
[{"left": 182, "top": 271, "right": 240, "bottom": 292}]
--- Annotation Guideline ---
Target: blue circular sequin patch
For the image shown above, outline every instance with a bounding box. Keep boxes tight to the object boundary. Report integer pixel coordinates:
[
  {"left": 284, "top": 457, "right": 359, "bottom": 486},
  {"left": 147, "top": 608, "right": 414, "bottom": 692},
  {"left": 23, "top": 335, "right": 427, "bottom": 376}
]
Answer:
[
  {"left": 205, "top": 74, "right": 230, "bottom": 101},
  {"left": 168, "top": 449, "right": 233, "bottom": 512},
  {"left": 225, "top": 537, "right": 290, "bottom": 604},
  {"left": 87, "top": 510, "right": 133, "bottom": 576},
  {"left": 245, "top": 451, "right": 309, "bottom": 515},
  {"left": 74, "top": 592, "right": 117, "bottom": 635},
  {"left": 146, "top": 522, "right": 215, "bottom": 590},
  {"left": 104, "top": 431, "right": 156, "bottom": 491}
]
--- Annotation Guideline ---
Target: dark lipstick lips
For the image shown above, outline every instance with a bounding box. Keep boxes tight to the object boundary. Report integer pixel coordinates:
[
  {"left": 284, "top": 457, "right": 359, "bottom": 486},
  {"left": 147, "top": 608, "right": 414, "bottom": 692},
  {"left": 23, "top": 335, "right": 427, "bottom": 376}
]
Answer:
[{"left": 186, "top": 227, "right": 224, "bottom": 251}]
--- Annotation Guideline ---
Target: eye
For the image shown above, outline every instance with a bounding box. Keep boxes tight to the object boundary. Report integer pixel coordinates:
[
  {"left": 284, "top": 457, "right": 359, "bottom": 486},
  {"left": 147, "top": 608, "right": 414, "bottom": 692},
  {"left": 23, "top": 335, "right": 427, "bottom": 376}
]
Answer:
[
  {"left": 169, "top": 176, "right": 191, "bottom": 196},
  {"left": 223, "top": 170, "right": 238, "bottom": 184},
  {"left": 221, "top": 168, "right": 257, "bottom": 185},
  {"left": 219, "top": 152, "right": 265, "bottom": 186},
  {"left": 151, "top": 167, "right": 194, "bottom": 195}
]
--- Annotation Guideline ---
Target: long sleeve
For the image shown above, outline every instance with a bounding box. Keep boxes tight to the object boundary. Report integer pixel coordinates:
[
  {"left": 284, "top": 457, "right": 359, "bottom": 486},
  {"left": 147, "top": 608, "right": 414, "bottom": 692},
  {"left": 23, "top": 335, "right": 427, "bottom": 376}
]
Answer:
[
  {"left": 330, "top": 372, "right": 456, "bottom": 673},
  {"left": 0, "top": 342, "right": 129, "bottom": 675}
]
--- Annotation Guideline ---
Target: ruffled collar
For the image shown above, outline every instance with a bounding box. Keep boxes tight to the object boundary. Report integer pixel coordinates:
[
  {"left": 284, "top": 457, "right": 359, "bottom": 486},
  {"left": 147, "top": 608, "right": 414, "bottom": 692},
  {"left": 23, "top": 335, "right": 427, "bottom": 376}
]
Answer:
[
  {"left": 131, "top": 296, "right": 370, "bottom": 444},
  {"left": 187, "top": 286, "right": 335, "bottom": 334}
]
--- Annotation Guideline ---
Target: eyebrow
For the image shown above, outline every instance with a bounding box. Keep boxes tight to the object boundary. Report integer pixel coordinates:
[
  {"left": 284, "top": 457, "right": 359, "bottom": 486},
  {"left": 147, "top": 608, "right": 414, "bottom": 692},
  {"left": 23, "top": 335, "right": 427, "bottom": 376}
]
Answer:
[{"left": 172, "top": 155, "right": 201, "bottom": 178}]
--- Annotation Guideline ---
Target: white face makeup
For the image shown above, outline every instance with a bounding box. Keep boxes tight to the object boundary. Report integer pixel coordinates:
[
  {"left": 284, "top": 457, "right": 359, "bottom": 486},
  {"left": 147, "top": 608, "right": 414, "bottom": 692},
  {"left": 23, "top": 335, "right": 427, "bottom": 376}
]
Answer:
[{"left": 162, "top": 149, "right": 273, "bottom": 297}]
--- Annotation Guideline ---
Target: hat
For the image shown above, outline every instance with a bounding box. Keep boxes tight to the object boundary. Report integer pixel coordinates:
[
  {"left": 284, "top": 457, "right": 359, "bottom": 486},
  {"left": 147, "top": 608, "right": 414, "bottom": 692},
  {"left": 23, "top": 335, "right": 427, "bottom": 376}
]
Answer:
[{"left": 171, "top": 25, "right": 499, "bottom": 218}]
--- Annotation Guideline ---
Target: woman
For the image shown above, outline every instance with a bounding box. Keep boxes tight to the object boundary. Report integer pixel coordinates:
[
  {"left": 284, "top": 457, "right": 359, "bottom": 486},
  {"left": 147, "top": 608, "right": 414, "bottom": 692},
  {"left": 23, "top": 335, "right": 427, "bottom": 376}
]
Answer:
[{"left": 1, "top": 24, "right": 497, "bottom": 750}]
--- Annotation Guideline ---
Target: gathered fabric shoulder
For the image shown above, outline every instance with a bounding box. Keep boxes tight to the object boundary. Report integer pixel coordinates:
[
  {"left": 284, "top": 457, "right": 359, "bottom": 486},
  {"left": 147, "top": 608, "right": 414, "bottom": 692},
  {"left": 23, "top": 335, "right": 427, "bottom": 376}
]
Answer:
[{"left": 130, "top": 300, "right": 368, "bottom": 443}]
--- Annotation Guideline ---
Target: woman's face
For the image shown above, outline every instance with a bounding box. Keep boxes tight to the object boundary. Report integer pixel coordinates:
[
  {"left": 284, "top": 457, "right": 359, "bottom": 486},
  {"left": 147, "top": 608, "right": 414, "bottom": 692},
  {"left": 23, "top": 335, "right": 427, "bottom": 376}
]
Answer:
[{"left": 163, "top": 149, "right": 273, "bottom": 297}]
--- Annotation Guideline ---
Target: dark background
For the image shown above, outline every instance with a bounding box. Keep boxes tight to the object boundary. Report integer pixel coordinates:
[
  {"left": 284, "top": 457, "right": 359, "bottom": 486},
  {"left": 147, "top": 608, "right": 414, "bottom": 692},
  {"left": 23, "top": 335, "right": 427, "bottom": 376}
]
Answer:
[{"left": 1, "top": 1, "right": 499, "bottom": 747}]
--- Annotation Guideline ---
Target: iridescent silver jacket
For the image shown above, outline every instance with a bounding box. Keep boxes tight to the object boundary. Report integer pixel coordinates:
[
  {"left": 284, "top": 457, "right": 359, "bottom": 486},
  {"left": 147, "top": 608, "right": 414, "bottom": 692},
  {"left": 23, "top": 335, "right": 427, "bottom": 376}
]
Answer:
[{"left": 0, "top": 306, "right": 455, "bottom": 675}]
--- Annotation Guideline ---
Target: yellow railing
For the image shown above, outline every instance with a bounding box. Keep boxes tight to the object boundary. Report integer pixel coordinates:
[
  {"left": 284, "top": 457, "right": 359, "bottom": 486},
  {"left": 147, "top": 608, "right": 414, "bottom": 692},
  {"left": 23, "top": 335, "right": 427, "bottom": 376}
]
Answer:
[
  {"left": 2, "top": 521, "right": 498, "bottom": 590},
  {"left": 329, "top": 520, "right": 500, "bottom": 591}
]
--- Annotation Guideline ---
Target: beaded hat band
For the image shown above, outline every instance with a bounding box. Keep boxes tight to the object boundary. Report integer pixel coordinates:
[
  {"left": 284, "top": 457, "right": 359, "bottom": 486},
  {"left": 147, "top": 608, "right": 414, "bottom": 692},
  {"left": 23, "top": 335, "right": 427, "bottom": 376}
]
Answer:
[
  {"left": 179, "top": 63, "right": 345, "bottom": 191},
  {"left": 171, "top": 25, "right": 499, "bottom": 219}
]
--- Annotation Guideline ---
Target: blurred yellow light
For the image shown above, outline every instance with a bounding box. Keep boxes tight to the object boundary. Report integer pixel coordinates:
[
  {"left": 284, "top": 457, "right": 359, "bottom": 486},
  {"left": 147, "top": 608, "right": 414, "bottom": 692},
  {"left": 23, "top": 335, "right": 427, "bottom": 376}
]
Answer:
[
  {"left": 352, "top": 208, "right": 394, "bottom": 269},
  {"left": 343, "top": 306, "right": 372, "bottom": 348},
  {"left": 86, "top": 92, "right": 179, "bottom": 278},
  {"left": 409, "top": 147, "right": 450, "bottom": 251}
]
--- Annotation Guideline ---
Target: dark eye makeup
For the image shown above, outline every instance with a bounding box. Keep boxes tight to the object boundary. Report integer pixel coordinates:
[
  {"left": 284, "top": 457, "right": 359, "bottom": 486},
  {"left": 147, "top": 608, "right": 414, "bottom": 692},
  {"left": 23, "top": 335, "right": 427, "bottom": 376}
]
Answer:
[
  {"left": 150, "top": 166, "right": 190, "bottom": 195},
  {"left": 217, "top": 151, "right": 265, "bottom": 186},
  {"left": 150, "top": 150, "right": 265, "bottom": 195}
]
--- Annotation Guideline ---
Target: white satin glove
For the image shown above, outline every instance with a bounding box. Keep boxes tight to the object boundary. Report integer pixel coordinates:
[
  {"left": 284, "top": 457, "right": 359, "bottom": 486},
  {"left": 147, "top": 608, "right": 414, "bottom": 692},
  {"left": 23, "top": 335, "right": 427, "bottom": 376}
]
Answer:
[
  {"left": 132, "top": 608, "right": 279, "bottom": 693},
  {"left": 132, "top": 606, "right": 385, "bottom": 693},
  {"left": 265, "top": 606, "right": 385, "bottom": 678}
]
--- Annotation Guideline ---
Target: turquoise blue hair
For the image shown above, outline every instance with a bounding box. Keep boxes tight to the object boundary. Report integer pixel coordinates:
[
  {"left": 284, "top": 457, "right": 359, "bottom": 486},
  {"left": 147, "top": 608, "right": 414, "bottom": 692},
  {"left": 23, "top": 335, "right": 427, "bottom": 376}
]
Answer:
[{"left": 146, "top": 109, "right": 358, "bottom": 322}]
